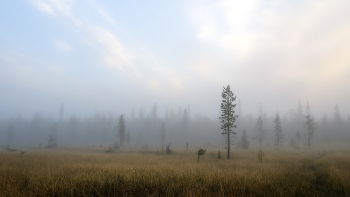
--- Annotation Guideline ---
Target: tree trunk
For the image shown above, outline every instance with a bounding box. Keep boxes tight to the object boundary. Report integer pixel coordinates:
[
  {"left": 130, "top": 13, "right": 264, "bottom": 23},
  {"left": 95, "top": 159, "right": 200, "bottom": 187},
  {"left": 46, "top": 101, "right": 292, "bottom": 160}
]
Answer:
[{"left": 227, "top": 123, "right": 230, "bottom": 160}]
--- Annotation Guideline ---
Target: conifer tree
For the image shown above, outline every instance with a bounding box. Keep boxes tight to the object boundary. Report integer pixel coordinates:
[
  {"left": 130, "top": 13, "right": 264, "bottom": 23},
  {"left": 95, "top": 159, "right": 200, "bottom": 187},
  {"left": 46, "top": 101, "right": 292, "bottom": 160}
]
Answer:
[
  {"left": 220, "top": 85, "right": 238, "bottom": 159},
  {"left": 255, "top": 116, "right": 266, "bottom": 148},
  {"left": 117, "top": 114, "right": 126, "bottom": 147},
  {"left": 304, "top": 102, "right": 317, "bottom": 149},
  {"left": 273, "top": 113, "right": 283, "bottom": 147},
  {"left": 241, "top": 129, "right": 249, "bottom": 149}
]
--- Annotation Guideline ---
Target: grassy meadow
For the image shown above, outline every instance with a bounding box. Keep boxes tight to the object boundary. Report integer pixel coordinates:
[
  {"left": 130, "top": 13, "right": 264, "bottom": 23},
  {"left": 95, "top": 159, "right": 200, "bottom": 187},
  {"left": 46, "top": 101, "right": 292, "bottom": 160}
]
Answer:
[{"left": 1, "top": 147, "right": 350, "bottom": 196}]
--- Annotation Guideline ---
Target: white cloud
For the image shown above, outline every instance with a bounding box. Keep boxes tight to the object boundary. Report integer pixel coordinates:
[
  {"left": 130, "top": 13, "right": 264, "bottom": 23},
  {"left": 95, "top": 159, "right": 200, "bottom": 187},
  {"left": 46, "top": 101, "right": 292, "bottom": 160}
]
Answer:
[
  {"left": 188, "top": 0, "right": 350, "bottom": 116},
  {"left": 29, "top": 0, "right": 56, "bottom": 15},
  {"left": 87, "top": 0, "right": 115, "bottom": 24},
  {"left": 54, "top": 40, "right": 72, "bottom": 52}
]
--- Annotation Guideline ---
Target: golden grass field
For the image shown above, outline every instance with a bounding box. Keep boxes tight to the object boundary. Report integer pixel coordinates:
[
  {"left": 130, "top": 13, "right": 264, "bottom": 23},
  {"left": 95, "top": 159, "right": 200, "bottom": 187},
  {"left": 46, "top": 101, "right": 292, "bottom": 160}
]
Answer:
[{"left": 1, "top": 147, "right": 350, "bottom": 196}]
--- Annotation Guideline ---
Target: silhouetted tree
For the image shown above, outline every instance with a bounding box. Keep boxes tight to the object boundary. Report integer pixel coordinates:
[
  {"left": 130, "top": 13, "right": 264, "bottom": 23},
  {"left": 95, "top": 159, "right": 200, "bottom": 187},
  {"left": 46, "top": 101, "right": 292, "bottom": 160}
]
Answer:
[
  {"left": 255, "top": 116, "right": 266, "bottom": 148},
  {"left": 196, "top": 148, "right": 207, "bottom": 163},
  {"left": 241, "top": 129, "right": 249, "bottom": 149},
  {"left": 273, "top": 113, "right": 283, "bottom": 147},
  {"left": 304, "top": 102, "right": 317, "bottom": 149},
  {"left": 117, "top": 114, "right": 126, "bottom": 147},
  {"left": 160, "top": 122, "right": 166, "bottom": 147},
  {"left": 166, "top": 142, "right": 173, "bottom": 154},
  {"left": 220, "top": 85, "right": 238, "bottom": 159},
  {"left": 46, "top": 134, "right": 57, "bottom": 148}
]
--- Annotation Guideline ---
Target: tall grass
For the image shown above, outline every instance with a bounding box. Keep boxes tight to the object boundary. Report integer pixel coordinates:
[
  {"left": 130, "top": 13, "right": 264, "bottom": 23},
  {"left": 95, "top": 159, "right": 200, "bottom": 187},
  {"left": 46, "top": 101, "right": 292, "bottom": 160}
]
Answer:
[{"left": 1, "top": 148, "right": 349, "bottom": 196}]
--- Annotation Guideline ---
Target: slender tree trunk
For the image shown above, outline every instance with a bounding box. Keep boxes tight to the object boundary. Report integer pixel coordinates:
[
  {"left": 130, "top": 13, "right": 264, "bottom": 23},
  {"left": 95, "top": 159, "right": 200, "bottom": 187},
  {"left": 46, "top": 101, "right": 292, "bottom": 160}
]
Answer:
[
  {"left": 227, "top": 114, "right": 230, "bottom": 160},
  {"left": 228, "top": 127, "right": 230, "bottom": 159}
]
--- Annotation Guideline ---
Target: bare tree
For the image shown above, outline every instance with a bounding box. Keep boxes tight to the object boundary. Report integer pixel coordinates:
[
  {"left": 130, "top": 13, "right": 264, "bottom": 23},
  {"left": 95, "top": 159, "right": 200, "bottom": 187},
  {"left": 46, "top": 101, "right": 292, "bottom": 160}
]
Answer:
[{"left": 220, "top": 85, "right": 238, "bottom": 159}]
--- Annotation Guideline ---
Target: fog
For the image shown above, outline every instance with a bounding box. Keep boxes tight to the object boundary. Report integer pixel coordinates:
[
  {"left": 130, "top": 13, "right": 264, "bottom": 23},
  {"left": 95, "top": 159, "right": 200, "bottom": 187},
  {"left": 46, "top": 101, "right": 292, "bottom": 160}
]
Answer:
[{"left": 1, "top": 1, "right": 350, "bottom": 148}]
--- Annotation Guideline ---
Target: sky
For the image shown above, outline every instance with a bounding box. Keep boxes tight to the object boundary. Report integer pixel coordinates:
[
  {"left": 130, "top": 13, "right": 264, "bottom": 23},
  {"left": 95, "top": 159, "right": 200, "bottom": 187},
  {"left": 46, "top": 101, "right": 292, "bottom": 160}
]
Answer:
[{"left": 1, "top": 0, "right": 350, "bottom": 120}]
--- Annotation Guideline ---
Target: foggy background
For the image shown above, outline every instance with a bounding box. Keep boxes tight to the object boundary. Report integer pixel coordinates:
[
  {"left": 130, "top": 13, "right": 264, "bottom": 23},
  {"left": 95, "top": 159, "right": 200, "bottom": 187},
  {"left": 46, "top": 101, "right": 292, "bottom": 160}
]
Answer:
[{"left": 1, "top": 0, "right": 350, "bottom": 148}]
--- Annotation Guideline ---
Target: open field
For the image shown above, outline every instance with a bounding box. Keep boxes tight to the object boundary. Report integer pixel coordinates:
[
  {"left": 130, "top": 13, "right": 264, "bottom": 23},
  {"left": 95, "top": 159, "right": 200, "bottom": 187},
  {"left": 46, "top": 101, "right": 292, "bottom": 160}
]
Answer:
[{"left": 1, "top": 147, "right": 350, "bottom": 196}]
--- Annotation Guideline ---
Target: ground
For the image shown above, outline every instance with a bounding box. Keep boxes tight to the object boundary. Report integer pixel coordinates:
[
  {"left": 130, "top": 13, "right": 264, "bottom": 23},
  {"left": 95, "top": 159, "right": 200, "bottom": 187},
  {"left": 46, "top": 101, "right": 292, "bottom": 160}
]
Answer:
[{"left": 1, "top": 147, "right": 350, "bottom": 196}]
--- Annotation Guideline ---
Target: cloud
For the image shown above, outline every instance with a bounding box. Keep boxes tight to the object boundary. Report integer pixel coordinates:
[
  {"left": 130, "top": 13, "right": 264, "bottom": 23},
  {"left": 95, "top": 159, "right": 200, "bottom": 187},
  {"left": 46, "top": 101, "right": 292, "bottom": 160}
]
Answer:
[
  {"left": 54, "top": 40, "right": 72, "bottom": 52},
  {"left": 29, "top": 0, "right": 56, "bottom": 15},
  {"left": 87, "top": 25, "right": 132, "bottom": 70},
  {"left": 188, "top": 0, "right": 350, "bottom": 116},
  {"left": 29, "top": 0, "right": 135, "bottom": 72},
  {"left": 87, "top": 0, "right": 115, "bottom": 24}
]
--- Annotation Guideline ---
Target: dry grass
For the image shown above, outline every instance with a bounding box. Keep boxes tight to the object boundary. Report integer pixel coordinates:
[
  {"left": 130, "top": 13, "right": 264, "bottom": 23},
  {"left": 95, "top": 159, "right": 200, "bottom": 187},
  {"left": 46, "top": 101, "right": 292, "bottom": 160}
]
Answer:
[{"left": 1, "top": 148, "right": 350, "bottom": 196}]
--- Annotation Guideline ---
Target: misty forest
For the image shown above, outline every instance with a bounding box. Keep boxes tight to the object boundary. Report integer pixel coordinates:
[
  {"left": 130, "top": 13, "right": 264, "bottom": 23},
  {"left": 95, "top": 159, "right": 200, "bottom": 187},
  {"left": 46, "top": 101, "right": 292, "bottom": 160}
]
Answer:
[
  {"left": 2, "top": 0, "right": 350, "bottom": 196},
  {"left": 1, "top": 99, "right": 349, "bottom": 150}
]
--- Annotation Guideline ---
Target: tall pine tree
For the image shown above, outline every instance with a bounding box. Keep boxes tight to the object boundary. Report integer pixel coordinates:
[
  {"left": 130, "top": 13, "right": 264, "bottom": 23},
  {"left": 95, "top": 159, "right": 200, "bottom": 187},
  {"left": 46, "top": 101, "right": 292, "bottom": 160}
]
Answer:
[
  {"left": 220, "top": 85, "right": 238, "bottom": 159},
  {"left": 304, "top": 101, "right": 317, "bottom": 149},
  {"left": 117, "top": 114, "right": 126, "bottom": 147},
  {"left": 255, "top": 116, "right": 266, "bottom": 148},
  {"left": 241, "top": 129, "right": 249, "bottom": 149},
  {"left": 273, "top": 113, "right": 283, "bottom": 147}
]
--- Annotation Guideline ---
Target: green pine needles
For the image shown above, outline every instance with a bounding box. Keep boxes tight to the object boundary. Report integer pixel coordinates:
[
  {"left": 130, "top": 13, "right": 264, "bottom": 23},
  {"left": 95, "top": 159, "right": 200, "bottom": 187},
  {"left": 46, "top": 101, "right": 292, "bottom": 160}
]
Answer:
[{"left": 220, "top": 85, "right": 238, "bottom": 159}]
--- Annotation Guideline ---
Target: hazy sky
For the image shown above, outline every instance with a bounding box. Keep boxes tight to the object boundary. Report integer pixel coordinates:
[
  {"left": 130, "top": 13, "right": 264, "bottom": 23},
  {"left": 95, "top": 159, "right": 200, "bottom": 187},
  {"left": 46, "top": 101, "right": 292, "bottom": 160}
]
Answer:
[{"left": 1, "top": 0, "right": 350, "bottom": 120}]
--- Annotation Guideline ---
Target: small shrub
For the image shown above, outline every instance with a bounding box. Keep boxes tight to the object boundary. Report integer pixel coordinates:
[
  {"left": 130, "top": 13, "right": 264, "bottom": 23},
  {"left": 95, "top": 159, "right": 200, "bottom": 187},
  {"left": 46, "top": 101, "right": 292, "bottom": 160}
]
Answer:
[
  {"left": 46, "top": 135, "right": 58, "bottom": 148},
  {"left": 166, "top": 142, "right": 173, "bottom": 154},
  {"left": 105, "top": 146, "right": 113, "bottom": 153},
  {"left": 196, "top": 148, "right": 207, "bottom": 163}
]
